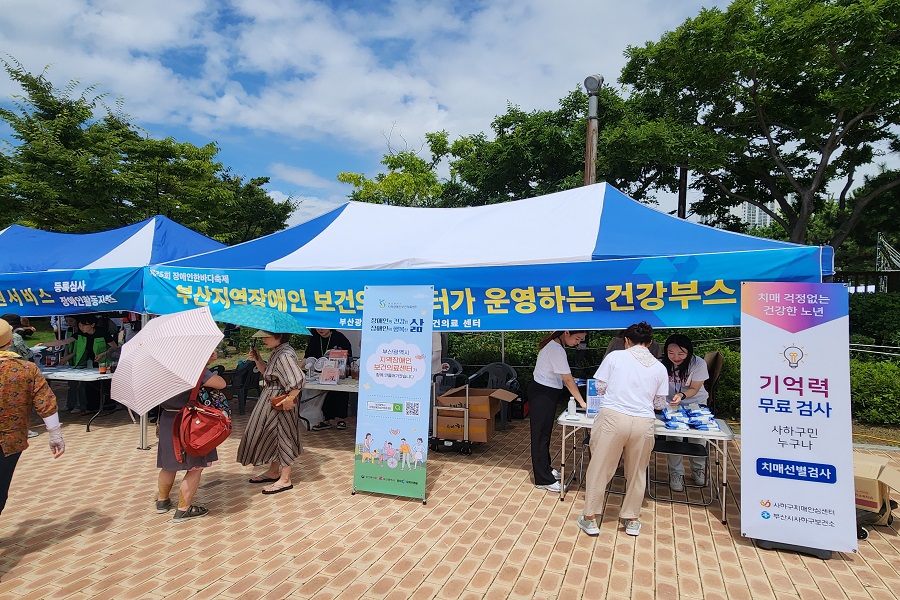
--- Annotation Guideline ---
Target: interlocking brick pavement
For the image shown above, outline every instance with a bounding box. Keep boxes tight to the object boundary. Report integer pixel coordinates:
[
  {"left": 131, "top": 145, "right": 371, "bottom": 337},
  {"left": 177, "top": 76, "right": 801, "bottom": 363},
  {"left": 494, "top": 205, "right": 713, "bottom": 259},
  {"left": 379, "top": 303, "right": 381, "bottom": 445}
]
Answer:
[{"left": 1, "top": 398, "right": 898, "bottom": 599}]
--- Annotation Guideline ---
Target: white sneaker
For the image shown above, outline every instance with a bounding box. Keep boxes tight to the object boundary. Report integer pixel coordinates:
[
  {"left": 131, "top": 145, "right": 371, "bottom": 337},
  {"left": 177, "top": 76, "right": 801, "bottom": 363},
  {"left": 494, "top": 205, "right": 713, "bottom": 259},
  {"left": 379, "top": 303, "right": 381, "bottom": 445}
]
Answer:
[
  {"left": 535, "top": 481, "right": 564, "bottom": 493},
  {"left": 669, "top": 472, "right": 685, "bottom": 492},
  {"left": 551, "top": 468, "right": 561, "bottom": 481},
  {"left": 27, "top": 430, "right": 39, "bottom": 439},
  {"left": 624, "top": 519, "right": 642, "bottom": 536},
  {"left": 693, "top": 469, "right": 707, "bottom": 486},
  {"left": 577, "top": 515, "right": 600, "bottom": 536}
]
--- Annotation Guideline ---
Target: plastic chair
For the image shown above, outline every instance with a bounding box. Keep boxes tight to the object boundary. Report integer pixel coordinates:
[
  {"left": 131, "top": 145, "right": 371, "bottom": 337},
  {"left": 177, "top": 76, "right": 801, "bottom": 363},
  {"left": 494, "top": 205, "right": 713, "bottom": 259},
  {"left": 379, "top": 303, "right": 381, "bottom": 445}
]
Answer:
[
  {"left": 433, "top": 357, "right": 466, "bottom": 395},
  {"left": 468, "top": 362, "right": 519, "bottom": 430},
  {"left": 703, "top": 351, "right": 724, "bottom": 412},
  {"left": 228, "top": 360, "right": 261, "bottom": 415}
]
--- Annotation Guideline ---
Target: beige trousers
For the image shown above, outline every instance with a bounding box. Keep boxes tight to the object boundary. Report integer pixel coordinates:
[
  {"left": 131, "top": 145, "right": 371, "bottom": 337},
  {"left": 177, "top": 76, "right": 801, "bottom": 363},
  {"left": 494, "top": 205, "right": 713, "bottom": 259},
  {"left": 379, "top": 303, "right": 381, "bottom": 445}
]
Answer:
[{"left": 583, "top": 408, "right": 656, "bottom": 521}]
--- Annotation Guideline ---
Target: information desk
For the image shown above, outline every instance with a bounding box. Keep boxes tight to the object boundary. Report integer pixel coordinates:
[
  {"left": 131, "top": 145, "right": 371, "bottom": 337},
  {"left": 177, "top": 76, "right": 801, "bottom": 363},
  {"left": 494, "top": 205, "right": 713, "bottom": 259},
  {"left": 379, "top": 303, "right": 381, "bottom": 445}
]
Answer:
[
  {"left": 40, "top": 366, "right": 131, "bottom": 432},
  {"left": 556, "top": 411, "right": 735, "bottom": 523},
  {"left": 296, "top": 378, "right": 360, "bottom": 428}
]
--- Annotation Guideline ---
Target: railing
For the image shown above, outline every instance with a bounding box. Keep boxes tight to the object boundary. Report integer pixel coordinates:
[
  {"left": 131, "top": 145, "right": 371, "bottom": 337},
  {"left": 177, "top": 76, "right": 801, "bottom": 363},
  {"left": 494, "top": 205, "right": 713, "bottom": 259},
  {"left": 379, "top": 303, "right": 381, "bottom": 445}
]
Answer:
[{"left": 833, "top": 271, "right": 900, "bottom": 293}]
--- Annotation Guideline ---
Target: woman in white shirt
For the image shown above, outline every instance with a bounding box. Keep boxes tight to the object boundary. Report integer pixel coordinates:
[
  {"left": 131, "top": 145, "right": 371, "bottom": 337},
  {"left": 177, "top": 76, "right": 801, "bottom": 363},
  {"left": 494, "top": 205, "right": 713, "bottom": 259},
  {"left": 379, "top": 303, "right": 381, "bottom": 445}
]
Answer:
[
  {"left": 660, "top": 334, "right": 709, "bottom": 492},
  {"left": 529, "top": 330, "right": 587, "bottom": 493},
  {"left": 578, "top": 322, "right": 668, "bottom": 537}
]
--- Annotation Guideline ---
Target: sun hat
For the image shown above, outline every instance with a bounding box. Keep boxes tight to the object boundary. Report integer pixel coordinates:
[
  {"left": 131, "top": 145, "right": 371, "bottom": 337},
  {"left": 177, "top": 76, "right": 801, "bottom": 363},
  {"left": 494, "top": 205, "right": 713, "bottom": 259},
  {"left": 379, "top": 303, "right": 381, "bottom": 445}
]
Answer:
[
  {"left": 0, "top": 319, "right": 12, "bottom": 348},
  {"left": 251, "top": 330, "right": 274, "bottom": 338}
]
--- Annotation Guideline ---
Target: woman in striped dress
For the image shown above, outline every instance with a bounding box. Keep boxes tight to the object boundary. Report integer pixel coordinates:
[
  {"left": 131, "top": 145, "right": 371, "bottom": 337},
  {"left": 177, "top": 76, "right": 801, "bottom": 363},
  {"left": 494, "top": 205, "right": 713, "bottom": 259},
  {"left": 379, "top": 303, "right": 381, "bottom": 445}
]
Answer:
[{"left": 236, "top": 331, "right": 305, "bottom": 494}]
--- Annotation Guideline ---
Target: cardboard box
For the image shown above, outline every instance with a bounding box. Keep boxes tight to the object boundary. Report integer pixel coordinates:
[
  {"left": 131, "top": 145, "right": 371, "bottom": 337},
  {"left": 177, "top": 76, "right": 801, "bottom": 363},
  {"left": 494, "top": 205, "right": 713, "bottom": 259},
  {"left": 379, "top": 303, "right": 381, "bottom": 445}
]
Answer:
[
  {"left": 436, "top": 386, "right": 516, "bottom": 420},
  {"left": 853, "top": 452, "right": 900, "bottom": 524},
  {"left": 435, "top": 415, "right": 494, "bottom": 443}
]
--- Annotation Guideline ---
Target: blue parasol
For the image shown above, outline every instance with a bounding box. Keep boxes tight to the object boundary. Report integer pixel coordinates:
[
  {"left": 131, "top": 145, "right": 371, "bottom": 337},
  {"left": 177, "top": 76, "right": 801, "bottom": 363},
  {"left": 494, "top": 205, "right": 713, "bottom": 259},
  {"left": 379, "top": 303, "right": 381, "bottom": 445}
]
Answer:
[{"left": 214, "top": 305, "right": 310, "bottom": 336}]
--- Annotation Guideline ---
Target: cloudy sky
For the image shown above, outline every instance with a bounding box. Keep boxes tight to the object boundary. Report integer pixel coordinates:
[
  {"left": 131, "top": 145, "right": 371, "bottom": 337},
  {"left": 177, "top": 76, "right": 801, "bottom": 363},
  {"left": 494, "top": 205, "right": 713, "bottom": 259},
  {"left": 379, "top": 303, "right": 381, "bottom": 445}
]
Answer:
[{"left": 0, "top": 0, "right": 723, "bottom": 225}]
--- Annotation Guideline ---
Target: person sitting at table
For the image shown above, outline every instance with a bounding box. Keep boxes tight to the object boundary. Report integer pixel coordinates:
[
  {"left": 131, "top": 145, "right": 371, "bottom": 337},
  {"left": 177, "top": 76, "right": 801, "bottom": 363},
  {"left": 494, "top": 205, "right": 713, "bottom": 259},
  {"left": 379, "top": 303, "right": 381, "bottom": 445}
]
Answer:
[
  {"left": 304, "top": 328, "right": 353, "bottom": 431},
  {"left": 578, "top": 322, "right": 668, "bottom": 538},
  {"left": 45, "top": 314, "right": 118, "bottom": 415},
  {"left": 0, "top": 314, "right": 34, "bottom": 362},
  {"left": 660, "top": 334, "right": 710, "bottom": 492}
]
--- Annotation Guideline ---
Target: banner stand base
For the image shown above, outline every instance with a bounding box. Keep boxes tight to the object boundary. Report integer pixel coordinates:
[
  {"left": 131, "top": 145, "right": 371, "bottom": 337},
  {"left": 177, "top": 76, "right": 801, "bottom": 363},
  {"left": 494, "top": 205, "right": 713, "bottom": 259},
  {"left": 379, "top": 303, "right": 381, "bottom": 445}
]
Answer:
[{"left": 754, "top": 538, "right": 832, "bottom": 560}]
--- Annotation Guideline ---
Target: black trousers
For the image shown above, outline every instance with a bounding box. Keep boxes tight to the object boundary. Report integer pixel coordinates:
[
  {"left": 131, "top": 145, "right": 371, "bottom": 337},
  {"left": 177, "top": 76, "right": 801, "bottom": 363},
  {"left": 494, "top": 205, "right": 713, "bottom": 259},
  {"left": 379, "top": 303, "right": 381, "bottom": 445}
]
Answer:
[
  {"left": 0, "top": 450, "right": 22, "bottom": 514},
  {"left": 322, "top": 391, "right": 350, "bottom": 421},
  {"left": 529, "top": 381, "right": 562, "bottom": 486}
]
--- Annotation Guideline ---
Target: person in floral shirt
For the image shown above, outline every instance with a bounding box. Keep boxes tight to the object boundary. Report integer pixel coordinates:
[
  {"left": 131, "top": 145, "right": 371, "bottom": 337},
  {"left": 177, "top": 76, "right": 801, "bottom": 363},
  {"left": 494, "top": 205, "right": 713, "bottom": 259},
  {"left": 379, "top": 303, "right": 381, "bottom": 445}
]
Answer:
[{"left": 0, "top": 319, "right": 65, "bottom": 514}]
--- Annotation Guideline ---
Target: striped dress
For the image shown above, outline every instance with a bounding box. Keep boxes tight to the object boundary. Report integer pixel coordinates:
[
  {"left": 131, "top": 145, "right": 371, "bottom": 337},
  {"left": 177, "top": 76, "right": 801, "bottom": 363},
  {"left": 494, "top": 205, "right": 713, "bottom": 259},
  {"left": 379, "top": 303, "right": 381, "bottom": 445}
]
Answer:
[{"left": 236, "top": 343, "right": 305, "bottom": 467}]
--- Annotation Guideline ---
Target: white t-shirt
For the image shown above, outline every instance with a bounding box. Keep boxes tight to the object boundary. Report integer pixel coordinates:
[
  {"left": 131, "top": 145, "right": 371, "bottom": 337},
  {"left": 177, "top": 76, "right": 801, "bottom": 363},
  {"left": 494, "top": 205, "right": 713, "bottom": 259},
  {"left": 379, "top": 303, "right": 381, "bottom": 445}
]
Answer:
[
  {"left": 668, "top": 355, "right": 710, "bottom": 406},
  {"left": 532, "top": 341, "right": 570, "bottom": 389},
  {"left": 594, "top": 349, "right": 668, "bottom": 418}
]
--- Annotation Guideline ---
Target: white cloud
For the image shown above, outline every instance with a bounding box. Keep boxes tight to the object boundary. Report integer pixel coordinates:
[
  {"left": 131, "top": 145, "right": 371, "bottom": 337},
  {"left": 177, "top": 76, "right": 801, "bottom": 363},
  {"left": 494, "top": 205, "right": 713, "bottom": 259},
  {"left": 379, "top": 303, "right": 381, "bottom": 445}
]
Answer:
[{"left": 0, "top": 0, "right": 727, "bottom": 207}]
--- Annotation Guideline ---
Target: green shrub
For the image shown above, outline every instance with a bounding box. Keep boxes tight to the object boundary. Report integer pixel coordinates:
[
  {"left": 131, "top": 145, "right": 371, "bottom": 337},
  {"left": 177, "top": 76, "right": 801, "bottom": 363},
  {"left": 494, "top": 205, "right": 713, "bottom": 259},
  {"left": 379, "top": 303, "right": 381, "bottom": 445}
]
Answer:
[
  {"left": 849, "top": 292, "right": 900, "bottom": 344},
  {"left": 850, "top": 359, "right": 900, "bottom": 426},
  {"left": 713, "top": 347, "right": 742, "bottom": 420}
]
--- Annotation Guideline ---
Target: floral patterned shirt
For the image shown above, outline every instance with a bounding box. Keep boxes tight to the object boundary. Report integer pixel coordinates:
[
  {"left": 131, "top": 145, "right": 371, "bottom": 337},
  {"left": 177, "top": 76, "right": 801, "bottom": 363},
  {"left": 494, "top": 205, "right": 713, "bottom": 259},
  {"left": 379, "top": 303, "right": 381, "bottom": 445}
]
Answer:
[{"left": 0, "top": 352, "right": 58, "bottom": 456}]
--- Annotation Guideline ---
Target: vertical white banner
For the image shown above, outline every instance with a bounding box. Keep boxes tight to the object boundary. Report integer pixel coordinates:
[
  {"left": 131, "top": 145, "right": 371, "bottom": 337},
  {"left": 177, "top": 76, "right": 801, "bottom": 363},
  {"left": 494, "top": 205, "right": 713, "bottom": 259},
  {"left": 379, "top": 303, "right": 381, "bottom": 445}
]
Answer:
[
  {"left": 353, "top": 286, "right": 434, "bottom": 501},
  {"left": 740, "top": 282, "right": 856, "bottom": 552}
]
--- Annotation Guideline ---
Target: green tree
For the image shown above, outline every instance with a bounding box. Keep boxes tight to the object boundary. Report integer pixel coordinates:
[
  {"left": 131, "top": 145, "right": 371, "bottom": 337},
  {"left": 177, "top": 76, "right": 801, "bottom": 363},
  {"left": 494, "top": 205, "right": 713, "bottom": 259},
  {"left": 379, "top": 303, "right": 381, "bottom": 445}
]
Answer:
[
  {"left": 0, "top": 59, "right": 296, "bottom": 241},
  {"left": 620, "top": 0, "right": 900, "bottom": 249},
  {"left": 337, "top": 132, "right": 446, "bottom": 207}
]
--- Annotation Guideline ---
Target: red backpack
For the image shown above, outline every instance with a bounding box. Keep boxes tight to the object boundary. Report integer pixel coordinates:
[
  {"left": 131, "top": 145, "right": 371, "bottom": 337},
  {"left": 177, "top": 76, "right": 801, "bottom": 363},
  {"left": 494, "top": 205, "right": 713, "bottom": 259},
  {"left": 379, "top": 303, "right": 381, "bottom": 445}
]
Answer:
[{"left": 173, "top": 381, "right": 232, "bottom": 461}]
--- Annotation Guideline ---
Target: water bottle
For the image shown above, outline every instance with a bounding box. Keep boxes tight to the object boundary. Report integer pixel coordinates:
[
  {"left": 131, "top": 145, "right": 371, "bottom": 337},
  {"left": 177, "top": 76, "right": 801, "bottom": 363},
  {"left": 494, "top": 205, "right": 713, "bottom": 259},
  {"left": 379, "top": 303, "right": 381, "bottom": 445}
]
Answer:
[{"left": 568, "top": 396, "right": 577, "bottom": 415}]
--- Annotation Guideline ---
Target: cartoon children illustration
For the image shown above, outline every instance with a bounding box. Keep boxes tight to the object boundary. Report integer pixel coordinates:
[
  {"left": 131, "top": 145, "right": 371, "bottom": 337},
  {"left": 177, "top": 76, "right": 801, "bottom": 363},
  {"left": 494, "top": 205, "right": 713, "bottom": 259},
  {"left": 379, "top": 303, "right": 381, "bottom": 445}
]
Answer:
[
  {"left": 413, "top": 438, "right": 426, "bottom": 469},
  {"left": 363, "top": 433, "right": 373, "bottom": 453},
  {"left": 399, "top": 438, "right": 412, "bottom": 470}
]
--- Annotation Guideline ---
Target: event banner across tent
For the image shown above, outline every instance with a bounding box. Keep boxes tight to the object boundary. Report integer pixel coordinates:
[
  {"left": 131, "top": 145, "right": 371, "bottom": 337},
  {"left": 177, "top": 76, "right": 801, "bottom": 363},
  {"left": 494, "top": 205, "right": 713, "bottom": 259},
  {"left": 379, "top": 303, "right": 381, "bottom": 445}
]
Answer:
[
  {"left": 0, "top": 268, "right": 144, "bottom": 316},
  {"left": 144, "top": 245, "right": 825, "bottom": 331}
]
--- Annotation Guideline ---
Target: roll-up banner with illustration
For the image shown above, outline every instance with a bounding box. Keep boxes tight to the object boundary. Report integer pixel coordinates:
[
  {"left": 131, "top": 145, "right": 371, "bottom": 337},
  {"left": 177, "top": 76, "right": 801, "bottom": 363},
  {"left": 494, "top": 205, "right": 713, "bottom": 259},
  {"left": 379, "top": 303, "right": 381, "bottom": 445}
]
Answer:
[
  {"left": 740, "top": 282, "right": 856, "bottom": 552},
  {"left": 353, "top": 286, "right": 434, "bottom": 501}
]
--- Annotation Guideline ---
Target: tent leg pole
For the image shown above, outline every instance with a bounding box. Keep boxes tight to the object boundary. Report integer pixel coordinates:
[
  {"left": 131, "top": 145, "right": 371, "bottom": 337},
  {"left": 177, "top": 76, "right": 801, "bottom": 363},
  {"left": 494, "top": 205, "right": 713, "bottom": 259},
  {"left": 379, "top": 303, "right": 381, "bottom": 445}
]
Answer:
[{"left": 138, "top": 413, "right": 150, "bottom": 450}]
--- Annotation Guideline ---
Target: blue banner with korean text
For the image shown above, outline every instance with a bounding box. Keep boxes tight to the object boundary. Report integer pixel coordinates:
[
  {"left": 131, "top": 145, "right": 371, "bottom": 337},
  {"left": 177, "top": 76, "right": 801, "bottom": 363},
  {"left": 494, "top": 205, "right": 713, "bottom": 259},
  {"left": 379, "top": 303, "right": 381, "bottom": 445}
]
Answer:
[
  {"left": 352, "top": 286, "right": 434, "bottom": 501},
  {"left": 142, "top": 247, "right": 823, "bottom": 330},
  {"left": 0, "top": 268, "right": 144, "bottom": 316},
  {"left": 740, "top": 282, "right": 856, "bottom": 553}
]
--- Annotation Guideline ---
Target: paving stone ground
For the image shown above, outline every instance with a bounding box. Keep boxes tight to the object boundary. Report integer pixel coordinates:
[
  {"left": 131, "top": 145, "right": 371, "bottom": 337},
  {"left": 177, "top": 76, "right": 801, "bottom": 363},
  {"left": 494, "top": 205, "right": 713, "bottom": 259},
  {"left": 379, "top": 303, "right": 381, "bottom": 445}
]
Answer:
[{"left": 1, "top": 391, "right": 898, "bottom": 599}]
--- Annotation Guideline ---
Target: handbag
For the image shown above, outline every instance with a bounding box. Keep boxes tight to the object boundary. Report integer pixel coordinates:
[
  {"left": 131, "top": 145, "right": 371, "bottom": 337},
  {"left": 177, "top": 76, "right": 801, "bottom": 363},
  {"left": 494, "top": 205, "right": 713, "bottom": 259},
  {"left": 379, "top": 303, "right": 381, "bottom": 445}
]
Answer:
[
  {"left": 270, "top": 389, "right": 300, "bottom": 411},
  {"left": 173, "top": 380, "right": 232, "bottom": 461}
]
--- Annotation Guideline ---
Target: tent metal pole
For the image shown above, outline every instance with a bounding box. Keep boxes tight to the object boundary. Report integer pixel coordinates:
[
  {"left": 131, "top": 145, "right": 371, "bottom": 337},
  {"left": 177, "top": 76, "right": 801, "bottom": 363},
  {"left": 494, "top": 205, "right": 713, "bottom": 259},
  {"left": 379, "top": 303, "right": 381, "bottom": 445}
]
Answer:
[{"left": 137, "top": 311, "right": 151, "bottom": 451}]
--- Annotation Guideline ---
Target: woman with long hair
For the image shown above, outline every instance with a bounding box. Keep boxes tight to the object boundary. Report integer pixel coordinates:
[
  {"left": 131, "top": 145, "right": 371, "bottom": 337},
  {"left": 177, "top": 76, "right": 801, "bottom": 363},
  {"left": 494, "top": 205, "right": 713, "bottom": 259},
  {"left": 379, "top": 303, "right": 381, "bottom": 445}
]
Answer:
[
  {"left": 659, "top": 334, "right": 710, "bottom": 492},
  {"left": 529, "top": 330, "right": 587, "bottom": 493}
]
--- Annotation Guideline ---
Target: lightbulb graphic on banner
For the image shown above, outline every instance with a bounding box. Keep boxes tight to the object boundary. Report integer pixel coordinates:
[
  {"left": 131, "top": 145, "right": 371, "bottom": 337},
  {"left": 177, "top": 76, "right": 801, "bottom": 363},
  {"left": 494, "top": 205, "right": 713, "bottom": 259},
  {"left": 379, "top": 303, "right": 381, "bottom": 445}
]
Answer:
[{"left": 782, "top": 345, "right": 805, "bottom": 368}]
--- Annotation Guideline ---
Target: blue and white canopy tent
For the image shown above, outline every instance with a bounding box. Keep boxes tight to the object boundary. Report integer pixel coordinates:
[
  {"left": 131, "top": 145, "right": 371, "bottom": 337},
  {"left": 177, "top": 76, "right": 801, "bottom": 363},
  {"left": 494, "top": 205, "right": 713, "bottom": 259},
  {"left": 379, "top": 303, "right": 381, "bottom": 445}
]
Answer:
[
  {"left": 145, "top": 183, "right": 834, "bottom": 331},
  {"left": 0, "top": 216, "right": 225, "bottom": 316}
]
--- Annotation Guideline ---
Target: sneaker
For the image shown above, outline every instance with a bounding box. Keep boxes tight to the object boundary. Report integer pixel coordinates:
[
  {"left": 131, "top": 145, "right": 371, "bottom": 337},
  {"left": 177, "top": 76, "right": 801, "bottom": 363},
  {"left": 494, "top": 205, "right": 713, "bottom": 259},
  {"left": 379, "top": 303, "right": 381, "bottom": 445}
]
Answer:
[
  {"left": 624, "top": 519, "right": 642, "bottom": 536},
  {"left": 535, "top": 481, "right": 564, "bottom": 493},
  {"left": 693, "top": 469, "right": 707, "bottom": 486},
  {"left": 311, "top": 422, "right": 332, "bottom": 431},
  {"left": 551, "top": 468, "right": 562, "bottom": 481},
  {"left": 577, "top": 515, "right": 600, "bottom": 536},
  {"left": 172, "top": 505, "right": 209, "bottom": 523},
  {"left": 156, "top": 499, "right": 172, "bottom": 514},
  {"left": 669, "top": 472, "right": 685, "bottom": 492},
  {"left": 27, "top": 430, "right": 39, "bottom": 438}
]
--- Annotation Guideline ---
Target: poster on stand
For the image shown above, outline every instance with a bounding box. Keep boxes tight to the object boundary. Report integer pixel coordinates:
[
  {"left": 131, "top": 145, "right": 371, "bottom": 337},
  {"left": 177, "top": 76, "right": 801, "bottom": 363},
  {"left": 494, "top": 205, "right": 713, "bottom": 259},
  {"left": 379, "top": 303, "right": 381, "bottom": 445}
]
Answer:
[
  {"left": 740, "top": 281, "right": 856, "bottom": 552},
  {"left": 353, "top": 285, "right": 434, "bottom": 501}
]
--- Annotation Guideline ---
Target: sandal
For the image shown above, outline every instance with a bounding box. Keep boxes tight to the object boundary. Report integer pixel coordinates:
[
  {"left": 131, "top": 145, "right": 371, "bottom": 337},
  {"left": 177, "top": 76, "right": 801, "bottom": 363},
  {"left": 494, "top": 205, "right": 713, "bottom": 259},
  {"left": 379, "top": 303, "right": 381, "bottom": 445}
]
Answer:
[
  {"left": 336, "top": 421, "right": 347, "bottom": 430},
  {"left": 172, "top": 505, "right": 209, "bottom": 522}
]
